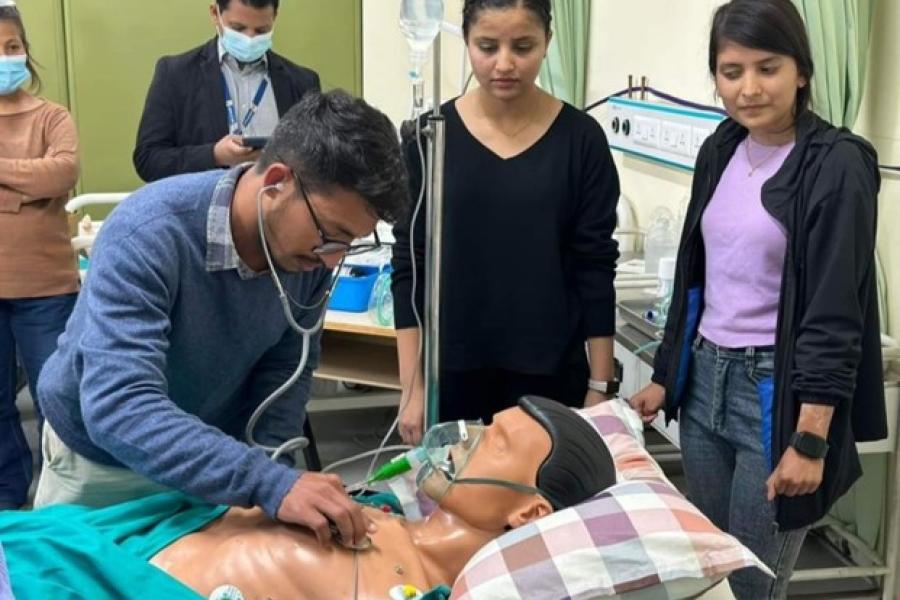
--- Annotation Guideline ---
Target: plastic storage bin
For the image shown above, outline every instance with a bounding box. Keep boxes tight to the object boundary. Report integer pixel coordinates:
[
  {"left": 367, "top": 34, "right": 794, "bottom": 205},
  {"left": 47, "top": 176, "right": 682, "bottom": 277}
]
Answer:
[{"left": 328, "top": 265, "right": 383, "bottom": 312}]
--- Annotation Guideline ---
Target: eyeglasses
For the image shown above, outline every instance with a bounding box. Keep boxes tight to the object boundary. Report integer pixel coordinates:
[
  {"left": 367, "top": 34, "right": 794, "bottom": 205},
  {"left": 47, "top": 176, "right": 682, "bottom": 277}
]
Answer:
[{"left": 291, "top": 172, "right": 381, "bottom": 257}]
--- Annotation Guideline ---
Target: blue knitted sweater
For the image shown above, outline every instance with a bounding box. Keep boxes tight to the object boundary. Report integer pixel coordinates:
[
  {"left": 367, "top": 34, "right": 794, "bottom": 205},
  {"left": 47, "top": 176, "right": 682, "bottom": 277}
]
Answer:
[{"left": 39, "top": 168, "right": 327, "bottom": 517}]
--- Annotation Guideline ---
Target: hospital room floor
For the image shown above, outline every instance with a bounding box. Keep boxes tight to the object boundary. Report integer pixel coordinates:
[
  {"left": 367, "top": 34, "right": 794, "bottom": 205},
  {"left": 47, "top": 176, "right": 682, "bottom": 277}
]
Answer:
[{"left": 15, "top": 385, "right": 882, "bottom": 599}]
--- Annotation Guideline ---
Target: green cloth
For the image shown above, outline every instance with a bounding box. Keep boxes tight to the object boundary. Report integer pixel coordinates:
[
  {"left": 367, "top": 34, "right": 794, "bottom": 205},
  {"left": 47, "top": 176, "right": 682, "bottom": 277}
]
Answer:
[
  {"left": 422, "top": 584, "right": 452, "bottom": 599},
  {"left": 0, "top": 492, "right": 227, "bottom": 600},
  {"left": 792, "top": 0, "right": 875, "bottom": 128},
  {"left": 0, "top": 489, "right": 447, "bottom": 599},
  {"left": 539, "top": 0, "right": 591, "bottom": 108},
  {"left": 353, "top": 490, "right": 404, "bottom": 515}
]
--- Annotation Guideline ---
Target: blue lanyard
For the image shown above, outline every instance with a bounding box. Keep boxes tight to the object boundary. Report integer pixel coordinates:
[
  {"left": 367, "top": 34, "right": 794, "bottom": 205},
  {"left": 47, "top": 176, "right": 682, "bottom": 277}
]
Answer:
[{"left": 221, "top": 72, "right": 270, "bottom": 135}]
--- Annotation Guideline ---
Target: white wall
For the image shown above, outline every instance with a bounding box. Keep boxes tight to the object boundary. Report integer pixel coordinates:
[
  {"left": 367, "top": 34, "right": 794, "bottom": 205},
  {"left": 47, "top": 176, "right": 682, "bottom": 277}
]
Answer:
[
  {"left": 855, "top": 0, "right": 900, "bottom": 339},
  {"left": 586, "top": 0, "right": 723, "bottom": 229}
]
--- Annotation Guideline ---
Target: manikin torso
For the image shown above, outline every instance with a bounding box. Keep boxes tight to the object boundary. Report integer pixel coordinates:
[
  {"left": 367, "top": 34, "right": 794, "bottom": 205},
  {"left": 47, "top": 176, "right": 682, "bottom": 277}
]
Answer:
[
  {"left": 151, "top": 406, "right": 557, "bottom": 600},
  {"left": 151, "top": 503, "right": 493, "bottom": 600}
]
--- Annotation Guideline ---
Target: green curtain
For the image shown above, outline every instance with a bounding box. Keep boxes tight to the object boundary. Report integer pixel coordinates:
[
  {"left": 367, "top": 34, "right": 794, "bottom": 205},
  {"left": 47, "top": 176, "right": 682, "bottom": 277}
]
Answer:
[
  {"left": 539, "top": 0, "right": 590, "bottom": 108},
  {"left": 792, "top": 0, "right": 875, "bottom": 128},
  {"left": 793, "top": 0, "right": 888, "bottom": 556}
]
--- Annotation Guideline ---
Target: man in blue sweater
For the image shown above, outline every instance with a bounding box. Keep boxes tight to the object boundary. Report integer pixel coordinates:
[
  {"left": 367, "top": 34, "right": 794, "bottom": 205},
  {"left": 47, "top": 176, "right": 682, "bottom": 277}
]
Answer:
[{"left": 34, "top": 90, "right": 408, "bottom": 548}]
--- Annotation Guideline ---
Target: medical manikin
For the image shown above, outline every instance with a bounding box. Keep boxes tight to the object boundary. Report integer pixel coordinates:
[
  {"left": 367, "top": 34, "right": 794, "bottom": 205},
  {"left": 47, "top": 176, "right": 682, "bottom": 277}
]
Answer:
[{"left": 151, "top": 397, "right": 616, "bottom": 599}]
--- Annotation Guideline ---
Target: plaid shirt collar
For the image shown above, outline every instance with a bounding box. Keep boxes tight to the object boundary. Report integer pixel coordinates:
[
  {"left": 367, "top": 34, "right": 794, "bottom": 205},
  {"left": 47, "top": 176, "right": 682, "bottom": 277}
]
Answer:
[{"left": 206, "top": 163, "right": 263, "bottom": 280}]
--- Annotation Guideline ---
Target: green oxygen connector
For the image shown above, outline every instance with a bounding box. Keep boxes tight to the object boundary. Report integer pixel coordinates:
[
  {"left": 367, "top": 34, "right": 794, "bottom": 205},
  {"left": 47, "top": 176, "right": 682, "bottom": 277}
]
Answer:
[{"left": 367, "top": 446, "right": 428, "bottom": 484}]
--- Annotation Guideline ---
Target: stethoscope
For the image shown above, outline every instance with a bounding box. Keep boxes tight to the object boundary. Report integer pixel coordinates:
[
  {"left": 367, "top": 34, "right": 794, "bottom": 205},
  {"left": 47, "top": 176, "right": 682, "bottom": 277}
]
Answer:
[{"left": 244, "top": 182, "right": 343, "bottom": 462}]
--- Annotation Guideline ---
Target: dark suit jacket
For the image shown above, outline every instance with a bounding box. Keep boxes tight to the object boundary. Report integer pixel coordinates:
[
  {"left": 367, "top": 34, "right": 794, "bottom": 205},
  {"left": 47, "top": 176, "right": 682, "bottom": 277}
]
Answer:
[{"left": 133, "top": 38, "right": 320, "bottom": 182}]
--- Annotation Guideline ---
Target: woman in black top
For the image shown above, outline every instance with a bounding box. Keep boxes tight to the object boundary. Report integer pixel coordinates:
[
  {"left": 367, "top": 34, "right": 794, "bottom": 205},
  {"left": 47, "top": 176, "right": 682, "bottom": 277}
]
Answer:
[{"left": 391, "top": 0, "right": 620, "bottom": 444}]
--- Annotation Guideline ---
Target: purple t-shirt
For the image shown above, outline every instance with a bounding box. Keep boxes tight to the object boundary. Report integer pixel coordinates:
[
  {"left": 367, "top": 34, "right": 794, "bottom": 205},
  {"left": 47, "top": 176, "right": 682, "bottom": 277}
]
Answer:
[{"left": 698, "top": 136, "right": 795, "bottom": 348}]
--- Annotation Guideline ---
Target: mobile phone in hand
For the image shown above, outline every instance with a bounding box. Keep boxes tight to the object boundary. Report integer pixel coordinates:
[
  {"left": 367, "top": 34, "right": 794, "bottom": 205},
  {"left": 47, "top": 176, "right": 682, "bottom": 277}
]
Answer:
[{"left": 241, "top": 136, "right": 270, "bottom": 150}]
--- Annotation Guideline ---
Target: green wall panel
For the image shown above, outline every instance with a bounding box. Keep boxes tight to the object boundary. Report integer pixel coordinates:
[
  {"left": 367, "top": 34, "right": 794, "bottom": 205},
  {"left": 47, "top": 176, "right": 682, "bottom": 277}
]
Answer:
[
  {"left": 62, "top": 0, "right": 361, "bottom": 194},
  {"left": 278, "top": 0, "right": 362, "bottom": 93},
  {"left": 14, "top": 0, "right": 68, "bottom": 106}
]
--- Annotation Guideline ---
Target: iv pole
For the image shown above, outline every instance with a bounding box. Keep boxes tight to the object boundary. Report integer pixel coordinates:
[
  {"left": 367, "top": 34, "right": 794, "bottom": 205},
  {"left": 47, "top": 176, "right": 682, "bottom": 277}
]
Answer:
[{"left": 423, "top": 32, "right": 445, "bottom": 430}]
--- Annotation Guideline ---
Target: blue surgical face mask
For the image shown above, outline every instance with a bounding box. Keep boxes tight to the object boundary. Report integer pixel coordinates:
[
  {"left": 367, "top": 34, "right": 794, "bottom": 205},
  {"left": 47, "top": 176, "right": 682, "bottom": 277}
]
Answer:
[
  {"left": 0, "top": 55, "right": 30, "bottom": 96},
  {"left": 218, "top": 12, "right": 273, "bottom": 63}
]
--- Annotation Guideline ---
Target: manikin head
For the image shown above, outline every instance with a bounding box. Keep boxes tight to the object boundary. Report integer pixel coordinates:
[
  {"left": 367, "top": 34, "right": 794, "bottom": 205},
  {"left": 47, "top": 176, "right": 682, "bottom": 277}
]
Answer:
[{"left": 419, "top": 396, "right": 617, "bottom": 531}]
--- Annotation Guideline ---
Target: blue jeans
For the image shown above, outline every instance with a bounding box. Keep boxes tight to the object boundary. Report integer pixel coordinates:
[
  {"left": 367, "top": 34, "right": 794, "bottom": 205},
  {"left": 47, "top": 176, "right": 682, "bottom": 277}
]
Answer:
[
  {"left": 0, "top": 294, "right": 77, "bottom": 507},
  {"left": 680, "top": 335, "right": 807, "bottom": 600}
]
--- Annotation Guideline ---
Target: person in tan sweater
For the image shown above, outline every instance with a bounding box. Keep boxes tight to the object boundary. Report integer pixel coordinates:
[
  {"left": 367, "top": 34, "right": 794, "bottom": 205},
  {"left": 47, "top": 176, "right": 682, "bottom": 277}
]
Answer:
[{"left": 0, "top": 1, "right": 79, "bottom": 509}]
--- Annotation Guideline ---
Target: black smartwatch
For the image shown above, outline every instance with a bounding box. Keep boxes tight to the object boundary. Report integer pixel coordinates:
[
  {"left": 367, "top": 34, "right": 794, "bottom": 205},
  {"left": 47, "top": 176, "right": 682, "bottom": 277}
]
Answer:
[
  {"left": 588, "top": 379, "right": 620, "bottom": 395},
  {"left": 789, "top": 431, "right": 829, "bottom": 459}
]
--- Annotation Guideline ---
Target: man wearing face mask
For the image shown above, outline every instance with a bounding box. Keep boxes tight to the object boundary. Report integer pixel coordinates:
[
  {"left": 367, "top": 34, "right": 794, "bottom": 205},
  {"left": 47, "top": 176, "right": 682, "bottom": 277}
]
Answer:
[{"left": 132, "top": 0, "right": 319, "bottom": 183}]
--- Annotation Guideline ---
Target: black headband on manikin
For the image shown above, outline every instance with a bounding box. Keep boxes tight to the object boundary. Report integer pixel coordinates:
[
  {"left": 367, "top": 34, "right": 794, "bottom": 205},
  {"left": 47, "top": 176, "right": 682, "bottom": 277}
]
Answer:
[{"left": 517, "top": 395, "right": 617, "bottom": 510}]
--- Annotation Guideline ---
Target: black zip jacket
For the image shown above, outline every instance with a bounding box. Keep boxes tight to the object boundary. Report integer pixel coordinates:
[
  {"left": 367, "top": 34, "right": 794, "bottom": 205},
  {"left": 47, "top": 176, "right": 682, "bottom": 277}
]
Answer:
[{"left": 651, "top": 111, "right": 887, "bottom": 530}]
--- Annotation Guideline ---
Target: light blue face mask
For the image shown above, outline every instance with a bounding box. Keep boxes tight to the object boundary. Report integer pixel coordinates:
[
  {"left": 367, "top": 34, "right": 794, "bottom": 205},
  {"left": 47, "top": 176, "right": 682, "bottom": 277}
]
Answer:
[
  {"left": 0, "top": 55, "right": 29, "bottom": 96},
  {"left": 219, "top": 20, "right": 273, "bottom": 63}
]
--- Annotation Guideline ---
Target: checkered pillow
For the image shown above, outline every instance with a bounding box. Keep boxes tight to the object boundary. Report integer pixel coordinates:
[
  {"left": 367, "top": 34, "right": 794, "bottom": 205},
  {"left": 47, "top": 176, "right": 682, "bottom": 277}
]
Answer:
[{"left": 450, "top": 401, "right": 771, "bottom": 600}]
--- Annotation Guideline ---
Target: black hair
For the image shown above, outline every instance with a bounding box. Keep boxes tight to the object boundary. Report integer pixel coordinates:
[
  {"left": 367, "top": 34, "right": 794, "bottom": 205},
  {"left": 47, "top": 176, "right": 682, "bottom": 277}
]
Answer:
[
  {"left": 0, "top": 6, "right": 42, "bottom": 94},
  {"left": 462, "top": 0, "right": 552, "bottom": 39},
  {"left": 709, "top": 0, "right": 814, "bottom": 116},
  {"left": 258, "top": 90, "right": 409, "bottom": 224},
  {"left": 216, "top": 0, "right": 279, "bottom": 14},
  {"left": 518, "top": 396, "right": 616, "bottom": 510}
]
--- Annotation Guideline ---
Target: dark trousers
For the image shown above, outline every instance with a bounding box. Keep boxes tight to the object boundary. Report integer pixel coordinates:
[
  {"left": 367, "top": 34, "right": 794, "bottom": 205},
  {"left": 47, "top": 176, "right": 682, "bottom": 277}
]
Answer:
[
  {"left": 0, "top": 294, "right": 77, "bottom": 507},
  {"left": 439, "top": 342, "right": 589, "bottom": 424}
]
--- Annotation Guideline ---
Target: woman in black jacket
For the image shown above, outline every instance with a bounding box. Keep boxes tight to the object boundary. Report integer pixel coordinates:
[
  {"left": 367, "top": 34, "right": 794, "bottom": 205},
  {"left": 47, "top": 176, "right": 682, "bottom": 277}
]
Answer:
[{"left": 629, "top": 1, "right": 886, "bottom": 598}]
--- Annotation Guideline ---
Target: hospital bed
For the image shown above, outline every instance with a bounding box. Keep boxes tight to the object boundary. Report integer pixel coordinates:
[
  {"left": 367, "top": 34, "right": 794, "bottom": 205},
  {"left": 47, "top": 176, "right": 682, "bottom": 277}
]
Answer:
[{"left": 0, "top": 399, "right": 749, "bottom": 599}]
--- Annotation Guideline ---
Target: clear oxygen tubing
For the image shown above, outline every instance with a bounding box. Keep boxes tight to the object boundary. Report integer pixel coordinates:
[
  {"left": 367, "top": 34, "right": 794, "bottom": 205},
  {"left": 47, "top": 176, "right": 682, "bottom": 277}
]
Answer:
[
  {"left": 262, "top": 18, "right": 442, "bottom": 478},
  {"left": 351, "top": 6, "right": 446, "bottom": 484},
  {"left": 325, "top": 444, "right": 415, "bottom": 494},
  {"left": 354, "top": 98, "right": 431, "bottom": 487},
  {"left": 244, "top": 184, "right": 341, "bottom": 462},
  {"left": 351, "top": 39, "right": 436, "bottom": 485},
  {"left": 247, "top": 114, "right": 430, "bottom": 476}
]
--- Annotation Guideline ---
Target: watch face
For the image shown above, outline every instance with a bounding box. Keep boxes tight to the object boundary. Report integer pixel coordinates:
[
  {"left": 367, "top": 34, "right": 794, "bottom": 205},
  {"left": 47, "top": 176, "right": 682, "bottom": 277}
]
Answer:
[{"left": 792, "top": 432, "right": 828, "bottom": 458}]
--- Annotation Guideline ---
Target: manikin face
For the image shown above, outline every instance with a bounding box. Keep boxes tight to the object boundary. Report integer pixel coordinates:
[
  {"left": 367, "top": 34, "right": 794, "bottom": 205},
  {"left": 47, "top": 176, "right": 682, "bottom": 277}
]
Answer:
[
  {"left": 209, "top": 0, "right": 276, "bottom": 38},
  {"left": 422, "top": 407, "right": 554, "bottom": 531},
  {"left": 258, "top": 167, "right": 378, "bottom": 273},
  {"left": 714, "top": 41, "right": 807, "bottom": 139},
  {"left": 465, "top": 5, "right": 550, "bottom": 102}
]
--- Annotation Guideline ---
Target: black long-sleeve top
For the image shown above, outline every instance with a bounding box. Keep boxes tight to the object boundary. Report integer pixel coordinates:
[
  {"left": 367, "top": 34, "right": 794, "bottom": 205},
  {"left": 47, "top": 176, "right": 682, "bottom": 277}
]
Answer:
[{"left": 391, "top": 100, "right": 619, "bottom": 375}]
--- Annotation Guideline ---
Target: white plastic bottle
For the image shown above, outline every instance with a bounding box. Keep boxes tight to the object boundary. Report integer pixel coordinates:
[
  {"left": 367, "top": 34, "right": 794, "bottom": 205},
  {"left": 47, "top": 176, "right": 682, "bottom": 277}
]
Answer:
[
  {"left": 399, "top": 0, "right": 444, "bottom": 74},
  {"left": 643, "top": 207, "right": 677, "bottom": 275},
  {"left": 654, "top": 256, "right": 677, "bottom": 326}
]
